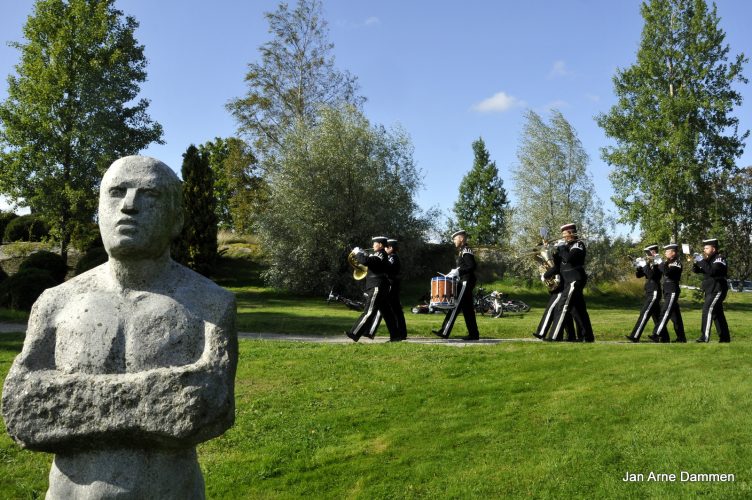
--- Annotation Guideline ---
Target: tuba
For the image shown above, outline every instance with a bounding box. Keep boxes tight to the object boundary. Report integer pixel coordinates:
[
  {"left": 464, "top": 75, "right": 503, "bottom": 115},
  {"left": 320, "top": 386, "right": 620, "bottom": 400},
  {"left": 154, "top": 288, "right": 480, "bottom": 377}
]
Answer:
[{"left": 348, "top": 249, "right": 368, "bottom": 281}]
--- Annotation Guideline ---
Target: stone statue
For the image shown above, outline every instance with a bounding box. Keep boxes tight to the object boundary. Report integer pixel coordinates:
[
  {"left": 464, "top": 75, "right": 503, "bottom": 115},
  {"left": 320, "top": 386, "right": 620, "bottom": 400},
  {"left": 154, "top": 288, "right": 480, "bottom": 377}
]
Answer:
[{"left": 2, "top": 156, "right": 238, "bottom": 499}]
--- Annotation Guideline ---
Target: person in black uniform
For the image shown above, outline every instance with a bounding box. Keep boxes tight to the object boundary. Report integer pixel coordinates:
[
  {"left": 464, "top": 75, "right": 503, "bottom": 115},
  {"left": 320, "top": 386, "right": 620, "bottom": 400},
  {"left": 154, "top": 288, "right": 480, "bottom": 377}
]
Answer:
[
  {"left": 626, "top": 245, "right": 663, "bottom": 342},
  {"left": 691, "top": 238, "right": 730, "bottom": 343},
  {"left": 432, "top": 230, "right": 479, "bottom": 341},
  {"left": 345, "top": 236, "right": 397, "bottom": 342},
  {"left": 533, "top": 248, "right": 575, "bottom": 341},
  {"left": 649, "top": 244, "right": 686, "bottom": 343},
  {"left": 384, "top": 238, "right": 407, "bottom": 341},
  {"left": 549, "top": 223, "right": 595, "bottom": 342}
]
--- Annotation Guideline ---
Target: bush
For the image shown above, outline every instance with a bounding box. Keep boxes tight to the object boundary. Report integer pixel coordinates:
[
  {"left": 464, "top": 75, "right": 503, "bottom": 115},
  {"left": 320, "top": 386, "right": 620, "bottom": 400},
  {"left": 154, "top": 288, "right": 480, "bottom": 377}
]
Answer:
[
  {"left": 75, "top": 246, "right": 109, "bottom": 275},
  {"left": 0, "top": 268, "right": 58, "bottom": 311},
  {"left": 19, "top": 250, "right": 68, "bottom": 283},
  {"left": 3, "top": 214, "right": 49, "bottom": 242},
  {"left": 0, "top": 212, "right": 19, "bottom": 242},
  {"left": 0, "top": 265, "right": 7, "bottom": 285}
]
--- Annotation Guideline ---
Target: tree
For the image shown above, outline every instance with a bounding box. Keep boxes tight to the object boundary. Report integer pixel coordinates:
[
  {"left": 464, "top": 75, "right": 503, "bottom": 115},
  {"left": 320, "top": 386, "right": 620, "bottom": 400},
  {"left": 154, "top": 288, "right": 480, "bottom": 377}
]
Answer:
[
  {"left": 200, "top": 137, "right": 266, "bottom": 233},
  {"left": 0, "top": 0, "right": 163, "bottom": 262},
  {"left": 176, "top": 145, "right": 218, "bottom": 276},
  {"left": 513, "top": 109, "right": 607, "bottom": 248},
  {"left": 259, "top": 105, "right": 433, "bottom": 294},
  {"left": 451, "top": 138, "right": 509, "bottom": 245},
  {"left": 718, "top": 166, "right": 752, "bottom": 284},
  {"left": 226, "top": 0, "right": 363, "bottom": 166},
  {"left": 596, "top": 0, "right": 748, "bottom": 244}
]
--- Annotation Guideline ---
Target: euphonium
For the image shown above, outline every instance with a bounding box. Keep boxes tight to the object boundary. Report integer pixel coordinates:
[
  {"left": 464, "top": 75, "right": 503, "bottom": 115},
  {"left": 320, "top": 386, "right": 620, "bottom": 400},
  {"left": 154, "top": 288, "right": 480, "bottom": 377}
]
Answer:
[
  {"left": 534, "top": 244, "right": 561, "bottom": 292},
  {"left": 347, "top": 249, "right": 368, "bottom": 281}
]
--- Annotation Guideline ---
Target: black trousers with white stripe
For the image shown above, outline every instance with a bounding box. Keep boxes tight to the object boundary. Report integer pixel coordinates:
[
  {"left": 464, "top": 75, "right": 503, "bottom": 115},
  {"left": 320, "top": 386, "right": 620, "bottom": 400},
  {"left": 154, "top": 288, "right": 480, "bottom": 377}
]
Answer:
[
  {"left": 699, "top": 289, "right": 729, "bottom": 342},
  {"left": 348, "top": 286, "right": 393, "bottom": 340},
  {"left": 651, "top": 289, "right": 685, "bottom": 342},
  {"left": 549, "top": 280, "right": 594, "bottom": 341},
  {"left": 535, "top": 291, "right": 575, "bottom": 340},
  {"left": 438, "top": 280, "right": 479, "bottom": 338},
  {"left": 628, "top": 289, "right": 661, "bottom": 340}
]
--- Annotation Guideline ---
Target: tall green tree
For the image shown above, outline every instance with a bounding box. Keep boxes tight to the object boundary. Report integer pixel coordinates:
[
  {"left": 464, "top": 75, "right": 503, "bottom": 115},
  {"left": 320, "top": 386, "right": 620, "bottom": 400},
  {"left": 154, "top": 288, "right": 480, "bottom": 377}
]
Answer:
[
  {"left": 176, "top": 145, "right": 218, "bottom": 277},
  {"left": 226, "top": 0, "right": 363, "bottom": 166},
  {"left": 452, "top": 138, "right": 509, "bottom": 245},
  {"left": 0, "top": 0, "right": 163, "bottom": 262},
  {"left": 200, "top": 137, "right": 266, "bottom": 233},
  {"left": 259, "top": 105, "right": 433, "bottom": 294},
  {"left": 717, "top": 166, "right": 752, "bottom": 283},
  {"left": 596, "top": 0, "right": 748, "bottom": 244},
  {"left": 513, "top": 109, "right": 606, "bottom": 247}
]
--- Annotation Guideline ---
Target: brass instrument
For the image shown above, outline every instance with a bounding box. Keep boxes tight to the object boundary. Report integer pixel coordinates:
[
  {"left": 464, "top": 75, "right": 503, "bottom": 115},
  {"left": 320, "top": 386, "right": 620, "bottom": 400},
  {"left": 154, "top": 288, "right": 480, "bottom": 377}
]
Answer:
[
  {"left": 347, "top": 249, "right": 368, "bottom": 280},
  {"left": 529, "top": 228, "right": 560, "bottom": 292}
]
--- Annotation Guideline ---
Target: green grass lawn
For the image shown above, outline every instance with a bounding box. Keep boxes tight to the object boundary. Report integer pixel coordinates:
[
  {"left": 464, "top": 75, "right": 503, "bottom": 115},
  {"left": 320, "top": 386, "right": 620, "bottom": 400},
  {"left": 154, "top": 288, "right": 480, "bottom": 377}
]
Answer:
[
  {"left": 2, "top": 255, "right": 752, "bottom": 498},
  {"left": 2, "top": 337, "right": 751, "bottom": 498}
]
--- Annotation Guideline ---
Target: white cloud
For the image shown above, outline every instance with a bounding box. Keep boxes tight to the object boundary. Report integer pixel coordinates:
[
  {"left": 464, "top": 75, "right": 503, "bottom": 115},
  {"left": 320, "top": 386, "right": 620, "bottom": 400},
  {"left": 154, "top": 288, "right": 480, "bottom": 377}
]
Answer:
[
  {"left": 364, "top": 16, "right": 380, "bottom": 26},
  {"left": 472, "top": 91, "right": 525, "bottom": 113},
  {"left": 548, "top": 60, "right": 573, "bottom": 79}
]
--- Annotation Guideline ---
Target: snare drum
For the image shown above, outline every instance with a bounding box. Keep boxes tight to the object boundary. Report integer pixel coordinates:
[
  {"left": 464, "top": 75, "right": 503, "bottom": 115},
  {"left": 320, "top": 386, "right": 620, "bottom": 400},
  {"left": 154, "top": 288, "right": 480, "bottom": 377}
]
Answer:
[{"left": 430, "top": 276, "right": 457, "bottom": 309}]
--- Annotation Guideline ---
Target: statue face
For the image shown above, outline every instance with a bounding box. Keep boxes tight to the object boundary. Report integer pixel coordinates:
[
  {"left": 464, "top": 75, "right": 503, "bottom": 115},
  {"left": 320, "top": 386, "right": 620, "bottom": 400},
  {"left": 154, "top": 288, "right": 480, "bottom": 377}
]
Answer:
[{"left": 99, "top": 157, "right": 182, "bottom": 260}]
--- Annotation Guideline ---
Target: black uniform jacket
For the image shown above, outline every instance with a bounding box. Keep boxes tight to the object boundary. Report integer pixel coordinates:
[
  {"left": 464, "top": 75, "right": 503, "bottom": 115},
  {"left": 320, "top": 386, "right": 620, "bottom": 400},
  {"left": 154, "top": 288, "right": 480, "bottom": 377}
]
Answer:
[
  {"left": 355, "top": 249, "right": 390, "bottom": 289},
  {"left": 558, "top": 239, "right": 587, "bottom": 282},
  {"left": 692, "top": 253, "right": 728, "bottom": 294},
  {"left": 658, "top": 259, "right": 682, "bottom": 294},
  {"left": 457, "top": 246, "right": 477, "bottom": 286},
  {"left": 636, "top": 261, "right": 662, "bottom": 293},
  {"left": 387, "top": 253, "right": 402, "bottom": 286}
]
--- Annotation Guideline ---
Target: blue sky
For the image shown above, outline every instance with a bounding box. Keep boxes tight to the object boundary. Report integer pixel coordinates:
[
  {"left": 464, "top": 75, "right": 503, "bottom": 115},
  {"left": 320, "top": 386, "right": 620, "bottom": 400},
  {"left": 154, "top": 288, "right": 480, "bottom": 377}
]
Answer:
[{"left": 1, "top": 0, "right": 751, "bottom": 239}]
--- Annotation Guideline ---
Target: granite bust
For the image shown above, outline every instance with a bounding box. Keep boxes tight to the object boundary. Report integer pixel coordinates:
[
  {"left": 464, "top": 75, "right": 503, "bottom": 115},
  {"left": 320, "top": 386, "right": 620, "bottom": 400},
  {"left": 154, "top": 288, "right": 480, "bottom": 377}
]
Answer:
[{"left": 1, "top": 156, "right": 238, "bottom": 499}]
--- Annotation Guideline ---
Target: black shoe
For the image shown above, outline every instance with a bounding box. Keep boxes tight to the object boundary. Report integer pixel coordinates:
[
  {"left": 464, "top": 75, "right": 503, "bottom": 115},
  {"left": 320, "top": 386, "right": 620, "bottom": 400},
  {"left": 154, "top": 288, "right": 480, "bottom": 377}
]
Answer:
[
  {"left": 695, "top": 338, "right": 708, "bottom": 343},
  {"left": 719, "top": 339, "right": 731, "bottom": 343},
  {"left": 532, "top": 332, "right": 544, "bottom": 339},
  {"left": 672, "top": 338, "right": 687, "bottom": 343},
  {"left": 461, "top": 335, "right": 479, "bottom": 341},
  {"left": 584, "top": 338, "right": 595, "bottom": 343},
  {"left": 345, "top": 331, "right": 359, "bottom": 343},
  {"left": 387, "top": 338, "right": 404, "bottom": 342},
  {"left": 432, "top": 329, "right": 449, "bottom": 339},
  {"left": 625, "top": 335, "right": 639, "bottom": 343},
  {"left": 648, "top": 334, "right": 660, "bottom": 343}
]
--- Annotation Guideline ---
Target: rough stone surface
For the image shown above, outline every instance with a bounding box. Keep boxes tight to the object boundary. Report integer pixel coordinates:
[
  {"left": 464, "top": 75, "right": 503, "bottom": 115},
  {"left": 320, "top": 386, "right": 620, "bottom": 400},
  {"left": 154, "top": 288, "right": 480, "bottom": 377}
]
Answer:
[{"left": 1, "top": 156, "right": 238, "bottom": 499}]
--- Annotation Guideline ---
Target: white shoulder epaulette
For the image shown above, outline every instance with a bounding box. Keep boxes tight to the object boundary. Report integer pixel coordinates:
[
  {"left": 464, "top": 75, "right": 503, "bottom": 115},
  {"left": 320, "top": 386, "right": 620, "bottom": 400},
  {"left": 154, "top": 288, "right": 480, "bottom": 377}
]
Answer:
[{"left": 461, "top": 247, "right": 473, "bottom": 255}]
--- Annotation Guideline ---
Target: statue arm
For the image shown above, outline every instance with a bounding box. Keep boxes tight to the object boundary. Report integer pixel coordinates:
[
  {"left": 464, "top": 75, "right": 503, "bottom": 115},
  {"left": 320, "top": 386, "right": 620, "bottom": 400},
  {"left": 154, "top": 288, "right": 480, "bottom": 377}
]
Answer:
[{"left": 2, "top": 295, "right": 238, "bottom": 453}]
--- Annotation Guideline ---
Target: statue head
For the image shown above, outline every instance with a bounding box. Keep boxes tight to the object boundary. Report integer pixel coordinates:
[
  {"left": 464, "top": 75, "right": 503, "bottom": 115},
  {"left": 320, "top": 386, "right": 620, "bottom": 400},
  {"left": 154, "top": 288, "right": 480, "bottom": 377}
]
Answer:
[{"left": 99, "top": 156, "right": 183, "bottom": 260}]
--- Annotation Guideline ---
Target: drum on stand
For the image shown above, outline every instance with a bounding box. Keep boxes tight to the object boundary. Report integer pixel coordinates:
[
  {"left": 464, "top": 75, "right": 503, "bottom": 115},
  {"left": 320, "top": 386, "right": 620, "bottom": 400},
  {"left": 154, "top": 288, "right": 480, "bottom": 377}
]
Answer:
[{"left": 430, "top": 276, "right": 457, "bottom": 310}]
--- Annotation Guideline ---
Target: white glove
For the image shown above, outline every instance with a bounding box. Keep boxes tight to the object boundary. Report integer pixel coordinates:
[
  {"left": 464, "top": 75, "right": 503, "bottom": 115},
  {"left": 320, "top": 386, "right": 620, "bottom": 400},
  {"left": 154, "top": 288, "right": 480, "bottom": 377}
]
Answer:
[
  {"left": 694, "top": 253, "right": 703, "bottom": 262},
  {"left": 540, "top": 274, "right": 547, "bottom": 282},
  {"left": 653, "top": 257, "right": 663, "bottom": 265},
  {"left": 352, "top": 246, "right": 361, "bottom": 254},
  {"left": 447, "top": 268, "right": 459, "bottom": 278},
  {"left": 555, "top": 239, "right": 566, "bottom": 246},
  {"left": 635, "top": 258, "right": 646, "bottom": 268}
]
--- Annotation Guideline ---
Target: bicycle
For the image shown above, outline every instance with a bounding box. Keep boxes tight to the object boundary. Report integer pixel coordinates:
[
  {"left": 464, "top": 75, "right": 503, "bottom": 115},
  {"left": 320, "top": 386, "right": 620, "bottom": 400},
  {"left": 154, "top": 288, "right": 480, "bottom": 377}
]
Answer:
[{"left": 474, "top": 287, "right": 530, "bottom": 318}]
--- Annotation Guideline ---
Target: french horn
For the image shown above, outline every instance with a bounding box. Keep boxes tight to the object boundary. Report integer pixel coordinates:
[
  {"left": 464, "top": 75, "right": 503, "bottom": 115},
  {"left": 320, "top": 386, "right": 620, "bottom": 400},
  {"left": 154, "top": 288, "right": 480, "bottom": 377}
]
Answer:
[{"left": 348, "top": 249, "right": 368, "bottom": 280}]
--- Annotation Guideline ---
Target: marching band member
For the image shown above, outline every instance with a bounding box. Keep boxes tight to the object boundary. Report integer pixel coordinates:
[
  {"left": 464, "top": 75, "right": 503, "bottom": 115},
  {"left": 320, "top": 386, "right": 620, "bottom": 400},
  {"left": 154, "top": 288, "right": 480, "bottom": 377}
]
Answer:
[
  {"left": 691, "top": 238, "right": 730, "bottom": 343},
  {"left": 549, "top": 223, "right": 595, "bottom": 342},
  {"left": 432, "top": 230, "right": 479, "bottom": 340},
  {"left": 533, "top": 248, "right": 575, "bottom": 341},
  {"left": 649, "top": 244, "right": 686, "bottom": 343},
  {"left": 626, "top": 245, "right": 663, "bottom": 342},
  {"left": 385, "top": 239, "right": 407, "bottom": 341},
  {"left": 345, "top": 236, "right": 397, "bottom": 342}
]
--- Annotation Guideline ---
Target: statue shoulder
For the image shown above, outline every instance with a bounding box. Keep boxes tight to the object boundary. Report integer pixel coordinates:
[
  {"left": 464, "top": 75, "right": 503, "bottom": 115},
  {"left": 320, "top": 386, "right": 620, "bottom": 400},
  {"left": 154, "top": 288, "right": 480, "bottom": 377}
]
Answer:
[{"left": 172, "top": 264, "right": 236, "bottom": 324}]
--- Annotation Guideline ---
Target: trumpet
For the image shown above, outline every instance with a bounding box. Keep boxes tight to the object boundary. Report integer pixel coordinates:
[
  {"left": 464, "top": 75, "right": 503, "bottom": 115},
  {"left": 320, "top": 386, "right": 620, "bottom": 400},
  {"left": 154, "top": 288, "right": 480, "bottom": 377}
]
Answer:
[
  {"left": 631, "top": 254, "right": 662, "bottom": 268},
  {"left": 347, "top": 248, "right": 368, "bottom": 281}
]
